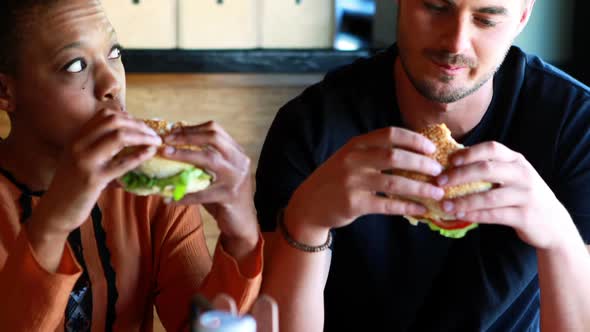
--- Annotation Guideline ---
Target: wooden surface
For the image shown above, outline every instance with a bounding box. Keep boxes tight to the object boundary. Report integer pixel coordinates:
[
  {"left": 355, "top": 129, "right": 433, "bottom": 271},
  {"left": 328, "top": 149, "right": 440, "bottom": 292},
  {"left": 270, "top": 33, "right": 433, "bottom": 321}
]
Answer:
[
  {"left": 0, "top": 73, "right": 321, "bottom": 331},
  {"left": 125, "top": 74, "right": 320, "bottom": 173}
]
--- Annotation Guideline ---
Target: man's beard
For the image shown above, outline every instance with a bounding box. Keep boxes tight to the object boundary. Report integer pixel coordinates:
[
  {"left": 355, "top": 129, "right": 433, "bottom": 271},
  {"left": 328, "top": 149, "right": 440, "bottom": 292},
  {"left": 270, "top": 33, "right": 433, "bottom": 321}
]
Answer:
[{"left": 398, "top": 48, "right": 508, "bottom": 104}]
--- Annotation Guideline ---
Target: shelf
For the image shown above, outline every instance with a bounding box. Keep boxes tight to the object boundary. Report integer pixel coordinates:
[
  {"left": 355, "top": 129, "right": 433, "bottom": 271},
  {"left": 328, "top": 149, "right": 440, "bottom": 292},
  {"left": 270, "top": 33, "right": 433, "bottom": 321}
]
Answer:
[{"left": 122, "top": 49, "right": 372, "bottom": 73}]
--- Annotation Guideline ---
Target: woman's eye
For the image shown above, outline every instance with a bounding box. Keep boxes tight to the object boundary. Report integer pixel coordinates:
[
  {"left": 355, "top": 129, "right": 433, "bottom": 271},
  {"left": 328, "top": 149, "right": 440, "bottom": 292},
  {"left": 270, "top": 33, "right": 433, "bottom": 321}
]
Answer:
[
  {"left": 108, "top": 47, "right": 122, "bottom": 59},
  {"left": 64, "top": 59, "right": 87, "bottom": 73}
]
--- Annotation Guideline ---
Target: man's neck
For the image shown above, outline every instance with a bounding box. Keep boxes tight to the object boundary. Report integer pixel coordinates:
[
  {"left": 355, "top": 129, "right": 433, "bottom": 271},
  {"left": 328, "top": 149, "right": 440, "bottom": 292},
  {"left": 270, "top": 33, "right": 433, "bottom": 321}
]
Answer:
[
  {"left": 0, "top": 128, "right": 59, "bottom": 192},
  {"left": 394, "top": 59, "right": 494, "bottom": 141}
]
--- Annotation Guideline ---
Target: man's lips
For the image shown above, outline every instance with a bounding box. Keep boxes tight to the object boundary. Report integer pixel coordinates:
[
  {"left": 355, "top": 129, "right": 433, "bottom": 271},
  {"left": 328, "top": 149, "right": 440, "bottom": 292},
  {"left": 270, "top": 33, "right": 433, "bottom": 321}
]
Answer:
[{"left": 432, "top": 60, "right": 466, "bottom": 72}]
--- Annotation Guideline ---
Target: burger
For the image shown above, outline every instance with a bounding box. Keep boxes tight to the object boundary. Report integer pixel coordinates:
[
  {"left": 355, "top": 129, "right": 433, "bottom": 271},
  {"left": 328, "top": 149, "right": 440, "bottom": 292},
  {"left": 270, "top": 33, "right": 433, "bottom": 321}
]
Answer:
[
  {"left": 393, "top": 123, "right": 493, "bottom": 238},
  {"left": 119, "top": 119, "right": 213, "bottom": 201}
]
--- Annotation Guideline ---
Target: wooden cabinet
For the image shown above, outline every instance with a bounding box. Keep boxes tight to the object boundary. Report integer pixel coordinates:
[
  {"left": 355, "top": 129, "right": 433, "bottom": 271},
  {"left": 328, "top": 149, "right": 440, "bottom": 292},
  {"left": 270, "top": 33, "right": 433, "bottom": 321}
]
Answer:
[
  {"left": 100, "top": 0, "right": 177, "bottom": 49},
  {"left": 260, "top": 0, "right": 334, "bottom": 48},
  {"left": 100, "top": 0, "right": 336, "bottom": 51},
  {"left": 178, "top": 0, "right": 258, "bottom": 49}
]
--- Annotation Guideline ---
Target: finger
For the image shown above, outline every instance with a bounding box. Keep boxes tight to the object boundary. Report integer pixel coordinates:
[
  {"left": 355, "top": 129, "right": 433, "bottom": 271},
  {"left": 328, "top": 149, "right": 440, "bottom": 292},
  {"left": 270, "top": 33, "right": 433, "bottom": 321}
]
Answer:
[
  {"left": 358, "top": 172, "right": 444, "bottom": 200},
  {"left": 77, "top": 110, "right": 160, "bottom": 149},
  {"left": 358, "top": 192, "right": 427, "bottom": 216},
  {"left": 86, "top": 128, "right": 163, "bottom": 165},
  {"left": 441, "top": 187, "right": 528, "bottom": 215},
  {"left": 171, "top": 121, "right": 234, "bottom": 141},
  {"left": 103, "top": 145, "right": 158, "bottom": 179},
  {"left": 166, "top": 121, "right": 241, "bottom": 152},
  {"left": 161, "top": 146, "right": 237, "bottom": 178},
  {"left": 349, "top": 147, "right": 442, "bottom": 176},
  {"left": 352, "top": 127, "right": 437, "bottom": 155},
  {"left": 460, "top": 206, "right": 523, "bottom": 227},
  {"left": 164, "top": 130, "right": 240, "bottom": 162},
  {"left": 173, "top": 184, "right": 227, "bottom": 205},
  {"left": 84, "top": 109, "right": 157, "bottom": 140},
  {"left": 436, "top": 160, "right": 522, "bottom": 187},
  {"left": 449, "top": 141, "right": 520, "bottom": 167}
]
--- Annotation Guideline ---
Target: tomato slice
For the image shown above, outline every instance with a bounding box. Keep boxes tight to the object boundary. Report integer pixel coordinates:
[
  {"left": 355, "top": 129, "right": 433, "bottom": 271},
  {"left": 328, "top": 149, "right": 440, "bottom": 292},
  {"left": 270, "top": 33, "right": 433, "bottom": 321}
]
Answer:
[{"left": 429, "top": 219, "right": 473, "bottom": 230}]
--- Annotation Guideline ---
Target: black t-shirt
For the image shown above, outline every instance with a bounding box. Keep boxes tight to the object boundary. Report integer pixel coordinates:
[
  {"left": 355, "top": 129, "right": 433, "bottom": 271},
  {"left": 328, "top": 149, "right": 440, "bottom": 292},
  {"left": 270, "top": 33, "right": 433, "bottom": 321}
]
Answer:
[{"left": 255, "top": 45, "right": 590, "bottom": 332}]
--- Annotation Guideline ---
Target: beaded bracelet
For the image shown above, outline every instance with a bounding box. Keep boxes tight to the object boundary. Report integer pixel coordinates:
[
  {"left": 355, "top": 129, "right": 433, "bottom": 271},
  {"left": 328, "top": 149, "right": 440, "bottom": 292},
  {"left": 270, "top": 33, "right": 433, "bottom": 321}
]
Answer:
[{"left": 277, "top": 208, "right": 332, "bottom": 253}]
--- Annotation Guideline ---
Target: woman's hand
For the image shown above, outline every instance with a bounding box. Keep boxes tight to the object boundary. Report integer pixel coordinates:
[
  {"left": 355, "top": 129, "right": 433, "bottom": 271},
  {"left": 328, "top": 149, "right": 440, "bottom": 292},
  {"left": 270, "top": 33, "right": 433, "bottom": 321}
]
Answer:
[
  {"left": 162, "top": 121, "right": 259, "bottom": 259},
  {"left": 28, "top": 109, "right": 161, "bottom": 271}
]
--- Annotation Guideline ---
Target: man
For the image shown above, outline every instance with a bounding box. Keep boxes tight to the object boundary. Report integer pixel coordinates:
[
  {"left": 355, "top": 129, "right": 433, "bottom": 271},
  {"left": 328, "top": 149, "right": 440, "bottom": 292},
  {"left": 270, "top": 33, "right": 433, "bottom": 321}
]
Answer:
[{"left": 255, "top": 0, "right": 590, "bottom": 331}]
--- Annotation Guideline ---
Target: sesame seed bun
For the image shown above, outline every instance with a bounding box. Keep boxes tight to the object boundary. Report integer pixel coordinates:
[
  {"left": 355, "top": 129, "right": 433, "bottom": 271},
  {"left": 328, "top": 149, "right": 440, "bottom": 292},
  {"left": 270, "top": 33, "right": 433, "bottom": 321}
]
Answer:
[
  {"left": 393, "top": 124, "right": 492, "bottom": 227},
  {"left": 119, "top": 119, "right": 212, "bottom": 200}
]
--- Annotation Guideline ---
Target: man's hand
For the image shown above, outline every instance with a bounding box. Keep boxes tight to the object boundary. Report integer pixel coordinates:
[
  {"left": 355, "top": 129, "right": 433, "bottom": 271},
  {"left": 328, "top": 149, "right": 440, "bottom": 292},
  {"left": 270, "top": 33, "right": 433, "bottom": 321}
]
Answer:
[
  {"left": 284, "top": 126, "right": 445, "bottom": 246},
  {"left": 162, "top": 121, "right": 259, "bottom": 260},
  {"left": 437, "top": 141, "right": 576, "bottom": 250}
]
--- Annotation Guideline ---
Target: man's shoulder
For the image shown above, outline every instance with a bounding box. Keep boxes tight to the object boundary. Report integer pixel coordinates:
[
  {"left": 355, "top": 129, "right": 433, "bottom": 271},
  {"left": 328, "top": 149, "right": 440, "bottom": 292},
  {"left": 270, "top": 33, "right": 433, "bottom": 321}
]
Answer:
[
  {"left": 323, "top": 47, "right": 396, "bottom": 93},
  {"left": 510, "top": 46, "right": 590, "bottom": 98},
  {"left": 278, "top": 47, "right": 397, "bottom": 124}
]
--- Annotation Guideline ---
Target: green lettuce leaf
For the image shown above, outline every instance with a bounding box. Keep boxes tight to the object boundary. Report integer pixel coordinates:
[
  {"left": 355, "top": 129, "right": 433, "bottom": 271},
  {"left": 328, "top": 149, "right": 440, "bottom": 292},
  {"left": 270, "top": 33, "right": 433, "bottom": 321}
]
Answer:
[
  {"left": 426, "top": 222, "right": 479, "bottom": 239},
  {"left": 121, "top": 167, "right": 212, "bottom": 201}
]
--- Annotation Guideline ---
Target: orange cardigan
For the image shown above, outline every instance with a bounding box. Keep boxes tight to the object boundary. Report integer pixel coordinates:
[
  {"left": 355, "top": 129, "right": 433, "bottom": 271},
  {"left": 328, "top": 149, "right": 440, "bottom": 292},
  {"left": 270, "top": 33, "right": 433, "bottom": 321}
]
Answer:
[{"left": 0, "top": 174, "right": 263, "bottom": 331}]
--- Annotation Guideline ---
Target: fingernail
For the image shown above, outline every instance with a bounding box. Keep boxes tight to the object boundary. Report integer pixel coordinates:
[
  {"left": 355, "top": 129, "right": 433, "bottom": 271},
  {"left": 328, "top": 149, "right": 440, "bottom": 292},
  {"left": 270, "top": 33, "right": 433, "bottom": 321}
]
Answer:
[
  {"left": 146, "top": 146, "right": 157, "bottom": 154},
  {"left": 164, "top": 134, "right": 175, "bottom": 143},
  {"left": 442, "top": 201, "right": 454, "bottom": 212},
  {"left": 437, "top": 175, "right": 448, "bottom": 186},
  {"left": 164, "top": 146, "right": 175, "bottom": 155},
  {"left": 456, "top": 211, "right": 466, "bottom": 219},
  {"left": 453, "top": 157, "right": 464, "bottom": 166},
  {"left": 425, "top": 142, "right": 436, "bottom": 154},
  {"left": 415, "top": 206, "right": 427, "bottom": 215},
  {"left": 431, "top": 188, "right": 445, "bottom": 200},
  {"left": 431, "top": 164, "right": 443, "bottom": 176}
]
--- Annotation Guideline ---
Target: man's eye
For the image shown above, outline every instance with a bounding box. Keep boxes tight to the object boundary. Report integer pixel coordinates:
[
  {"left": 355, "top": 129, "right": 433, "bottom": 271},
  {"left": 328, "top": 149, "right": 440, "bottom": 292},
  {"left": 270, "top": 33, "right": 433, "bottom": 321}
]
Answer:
[
  {"left": 476, "top": 17, "right": 497, "bottom": 27},
  {"left": 108, "top": 47, "right": 122, "bottom": 60},
  {"left": 64, "top": 59, "right": 87, "bottom": 73}
]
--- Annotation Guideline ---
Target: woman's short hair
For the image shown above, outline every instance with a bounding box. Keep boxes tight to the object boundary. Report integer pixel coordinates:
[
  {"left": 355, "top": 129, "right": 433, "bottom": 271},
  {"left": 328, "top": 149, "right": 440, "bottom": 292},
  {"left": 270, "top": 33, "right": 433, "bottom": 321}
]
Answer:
[{"left": 0, "top": 0, "right": 60, "bottom": 74}]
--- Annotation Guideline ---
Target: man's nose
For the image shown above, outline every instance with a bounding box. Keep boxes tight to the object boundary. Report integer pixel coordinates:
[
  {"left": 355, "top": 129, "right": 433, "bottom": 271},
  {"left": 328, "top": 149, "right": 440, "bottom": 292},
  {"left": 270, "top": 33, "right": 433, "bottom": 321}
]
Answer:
[{"left": 439, "top": 14, "right": 472, "bottom": 55}]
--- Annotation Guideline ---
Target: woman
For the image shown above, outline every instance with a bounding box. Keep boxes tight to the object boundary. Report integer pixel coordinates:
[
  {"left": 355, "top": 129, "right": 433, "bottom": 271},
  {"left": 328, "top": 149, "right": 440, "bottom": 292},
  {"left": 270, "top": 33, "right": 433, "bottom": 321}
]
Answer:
[{"left": 0, "top": 0, "right": 263, "bottom": 330}]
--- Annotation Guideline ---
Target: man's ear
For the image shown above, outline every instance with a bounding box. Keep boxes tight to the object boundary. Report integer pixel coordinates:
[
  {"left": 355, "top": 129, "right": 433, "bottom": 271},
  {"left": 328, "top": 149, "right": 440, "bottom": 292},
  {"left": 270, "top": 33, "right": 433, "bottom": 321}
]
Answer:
[
  {"left": 0, "top": 73, "right": 16, "bottom": 113},
  {"left": 516, "top": 0, "right": 536, "bottom": 35}
]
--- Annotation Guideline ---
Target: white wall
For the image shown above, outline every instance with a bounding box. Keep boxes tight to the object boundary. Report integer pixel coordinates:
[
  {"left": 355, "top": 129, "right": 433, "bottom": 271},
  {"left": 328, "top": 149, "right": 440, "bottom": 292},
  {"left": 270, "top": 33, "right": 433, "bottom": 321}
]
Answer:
[
  {"left": 514, "top": 0, "right": 574, "bottom": 63},
  {"left": 373, "top": 0, "right": 575, "bottom": 63}
]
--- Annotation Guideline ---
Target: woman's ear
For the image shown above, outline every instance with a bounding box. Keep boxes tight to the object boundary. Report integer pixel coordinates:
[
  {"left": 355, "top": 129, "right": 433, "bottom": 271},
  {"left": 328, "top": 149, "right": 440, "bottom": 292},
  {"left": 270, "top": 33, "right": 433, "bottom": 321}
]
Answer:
[{"left": 0, "top": 73, "right": 16, "bottom": 113}]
